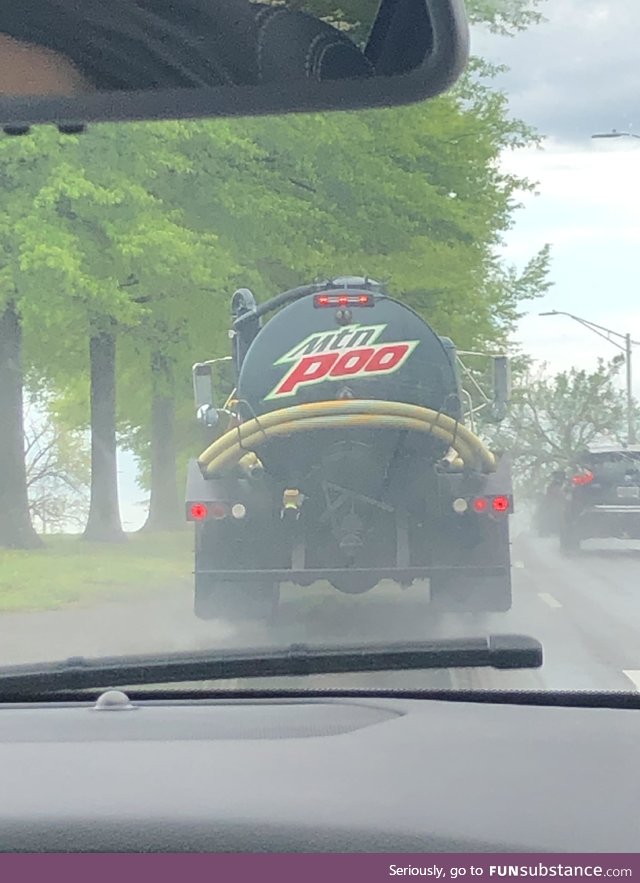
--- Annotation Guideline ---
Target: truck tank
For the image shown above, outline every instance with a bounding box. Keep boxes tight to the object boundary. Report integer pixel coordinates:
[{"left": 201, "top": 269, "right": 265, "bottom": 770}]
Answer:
[{"left": 234, "top": 288, "right": 464, "bottom": 495}]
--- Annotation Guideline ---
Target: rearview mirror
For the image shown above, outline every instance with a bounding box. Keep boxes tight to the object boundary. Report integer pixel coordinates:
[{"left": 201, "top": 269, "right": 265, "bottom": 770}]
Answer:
[
  {"left": 193, "top": 362, "right": 219, "bottom": 427},
  {"left": 0, "top": 0, "right": 469, "bottom": 130}
]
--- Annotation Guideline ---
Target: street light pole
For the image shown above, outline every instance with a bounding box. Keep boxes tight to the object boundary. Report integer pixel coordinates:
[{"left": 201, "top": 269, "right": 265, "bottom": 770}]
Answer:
[
  {"left": 540, "top": 310, "right": 639, "bottom": 445},
  {"left": 588, "top": 132, "right": 639, "bottom": 439},
  {"left": 592, "top": 130, "right": 640, "bottom": 141},
  {"left": 626, "top": 332, "right": 635, "bottom": 444}
]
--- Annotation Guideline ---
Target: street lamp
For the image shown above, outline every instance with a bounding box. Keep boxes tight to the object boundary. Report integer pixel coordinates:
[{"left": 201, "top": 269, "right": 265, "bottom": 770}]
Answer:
[
  {"left": 539, "top": 310, "right": 640, "bottom": 444},
  {"left": 592, "top": 130, "right": 640, "bottom": 140}
]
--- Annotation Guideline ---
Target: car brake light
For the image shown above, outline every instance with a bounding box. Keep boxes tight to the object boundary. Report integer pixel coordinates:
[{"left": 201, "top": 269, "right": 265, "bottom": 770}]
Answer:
[
  {"left": 472, "top": 497, "right": 488, "bottom": 513},
  {"left": 572, "top": 470, "right": 593, "bottom": 487},
  {"left": 314, "top": 292, "right": 373, "bottom": 308},
  {"left": 189, "top": 503, "right": 208, "bottom": 520},
  {"left": 492, "top": 495, "right": 510, "bottom": 512}
]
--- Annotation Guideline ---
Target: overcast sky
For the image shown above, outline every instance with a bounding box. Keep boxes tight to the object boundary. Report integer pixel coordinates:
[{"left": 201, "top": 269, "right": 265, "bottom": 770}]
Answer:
[
  {"left": 470, "top": 0, "right": 640, "bottom": 384},
  {"left": 119, "top": 0, "right": 640, "bottom": 529},
  {"left": 473, "top": 0, "right": 640, "bottom": 144}
]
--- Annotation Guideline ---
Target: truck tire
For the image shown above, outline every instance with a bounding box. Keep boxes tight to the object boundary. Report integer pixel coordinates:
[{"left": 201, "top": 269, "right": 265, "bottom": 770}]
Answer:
[
  {"left": 194, "top": 576, "right": 280, "bottom": 623},
  {"left": 429, "top": 573, "right": 511, "bottom": 613},
  {"left": 329, "top": 575, "right": 377, "bottom": 594}
]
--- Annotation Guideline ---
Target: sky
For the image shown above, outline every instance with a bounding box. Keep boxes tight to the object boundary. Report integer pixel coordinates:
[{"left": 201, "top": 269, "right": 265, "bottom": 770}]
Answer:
[
  {"left": 472, "top": 0, "right": 640, "bottom": 380},
  {"left": 120, "top": 0, "right": 640, "bottom": 530}
]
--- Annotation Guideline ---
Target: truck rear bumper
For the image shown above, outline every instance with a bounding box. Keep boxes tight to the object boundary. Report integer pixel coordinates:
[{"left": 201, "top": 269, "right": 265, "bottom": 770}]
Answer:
[{"left": 194, "top": 565, "right": 509, "bottom": 582}]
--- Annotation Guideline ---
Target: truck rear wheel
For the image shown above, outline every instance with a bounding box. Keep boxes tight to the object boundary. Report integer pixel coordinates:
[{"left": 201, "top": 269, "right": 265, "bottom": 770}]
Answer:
[
  {"left": 194, "top": 576, "right": 280, "bottom": 623},
  {"left": 329, "top": 575, "right": 377, "bottom": 594}
]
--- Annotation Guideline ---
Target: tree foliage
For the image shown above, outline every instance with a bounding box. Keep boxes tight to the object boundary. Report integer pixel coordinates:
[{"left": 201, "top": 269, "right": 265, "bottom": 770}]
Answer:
[
  {"left": 488, "top": 357, "right": 633, "bottom": 499},
  {"left": 0, "top": 0, "right": 552, "bottom": 537},
  {"left": 465, "top": 0, "right": 545, "bottom": 35}
]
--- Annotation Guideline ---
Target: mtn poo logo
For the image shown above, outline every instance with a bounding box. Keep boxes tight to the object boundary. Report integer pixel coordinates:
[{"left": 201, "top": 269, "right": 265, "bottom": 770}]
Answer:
[{"left": 265, "top": 323, "right": 420, "bottom": 400}]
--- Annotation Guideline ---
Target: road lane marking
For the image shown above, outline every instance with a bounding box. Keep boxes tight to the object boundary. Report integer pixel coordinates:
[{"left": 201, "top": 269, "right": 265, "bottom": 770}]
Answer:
[
  {"left": 623, "top": 670, "right": 640, "bottom": 692},
  {"left": 538, "top": 592, "right": 562, "bottom": 608}
]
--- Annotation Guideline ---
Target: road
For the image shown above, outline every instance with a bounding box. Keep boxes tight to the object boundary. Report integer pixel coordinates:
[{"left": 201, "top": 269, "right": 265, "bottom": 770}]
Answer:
[{"left": 2, "top": 522, "right": 640, "bottom": 694}]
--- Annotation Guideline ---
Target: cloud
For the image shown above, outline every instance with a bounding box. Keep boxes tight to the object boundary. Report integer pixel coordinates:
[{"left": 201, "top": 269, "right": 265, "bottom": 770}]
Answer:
[
  {"left": 470, "top": 0, "right": 640, "bottom": 144},
  {"left": 495, "top": 139, "right": 640, "bottom": 267}
]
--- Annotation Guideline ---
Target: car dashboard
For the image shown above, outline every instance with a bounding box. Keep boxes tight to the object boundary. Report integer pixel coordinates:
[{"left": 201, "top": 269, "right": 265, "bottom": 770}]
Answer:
[{"left": 0, "top": 691, "right": 638, "bottom": 853}]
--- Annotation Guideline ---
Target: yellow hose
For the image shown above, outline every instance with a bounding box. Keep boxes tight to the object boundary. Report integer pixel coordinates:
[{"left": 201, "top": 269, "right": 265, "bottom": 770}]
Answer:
[
  {"left": 203, "top": 414, "right": 482, "bottom": 476},
  {"left": 199, "top": 400, "right": 489, "bottom": 467},
  {"left": 197, "top": 399, "right": 496, "bottom": 477}
]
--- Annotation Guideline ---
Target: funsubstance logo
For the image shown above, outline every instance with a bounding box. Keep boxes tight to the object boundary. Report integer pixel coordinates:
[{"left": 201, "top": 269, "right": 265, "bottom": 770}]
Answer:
[{"left": 265, "top": 323, "right": 420, "bottom": 400}]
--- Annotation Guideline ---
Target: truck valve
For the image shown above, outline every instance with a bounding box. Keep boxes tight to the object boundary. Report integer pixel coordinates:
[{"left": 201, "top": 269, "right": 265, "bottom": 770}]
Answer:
[{"left": 282, "top": 489, "right": 304, "bottom": 519}]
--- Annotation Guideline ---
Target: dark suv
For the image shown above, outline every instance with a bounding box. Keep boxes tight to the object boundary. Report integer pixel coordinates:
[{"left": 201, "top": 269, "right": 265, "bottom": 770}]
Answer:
[{"left": 559, "top": 444, "right": 640, "bottom": 552}]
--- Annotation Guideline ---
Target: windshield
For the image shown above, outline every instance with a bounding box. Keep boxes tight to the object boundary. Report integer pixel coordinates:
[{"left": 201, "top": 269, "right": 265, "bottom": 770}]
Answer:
[{"left": 2, "top": 0, "right": 640, "bottom": 696}]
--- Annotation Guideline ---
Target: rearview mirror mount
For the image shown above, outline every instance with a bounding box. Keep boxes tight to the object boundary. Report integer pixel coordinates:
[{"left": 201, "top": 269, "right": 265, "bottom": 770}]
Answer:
[{"left": 0, "top": 0, "right": 469, "bottom": 129}]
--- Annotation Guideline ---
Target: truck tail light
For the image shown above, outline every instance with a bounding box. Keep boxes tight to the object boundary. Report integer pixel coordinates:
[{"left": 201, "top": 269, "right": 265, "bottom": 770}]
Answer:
[
  {"left": 572, "top": 469, "right": 593, "bottom": 486},
  {"left": 187, "top": 502, "right": 228, "bottom": 521},
  {"left": 465, "top": 496, "right": 511, "bottom": 515},
  {"left": 314, "top": 292, "right": 373, "bottom": 308},
  {"left": 189, "top": 503, "right": 208, "bottom": 521}
]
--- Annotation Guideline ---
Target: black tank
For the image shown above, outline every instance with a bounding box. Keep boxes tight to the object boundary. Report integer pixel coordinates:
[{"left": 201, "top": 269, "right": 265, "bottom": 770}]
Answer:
[{"left": 235, "top": 287, "right": 463, "bottom": 487}]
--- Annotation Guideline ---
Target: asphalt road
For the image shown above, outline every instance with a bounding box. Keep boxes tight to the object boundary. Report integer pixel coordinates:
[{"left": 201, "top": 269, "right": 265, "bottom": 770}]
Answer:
[{"left": 2, "top": 521, "right": 640, "bottom": 695}]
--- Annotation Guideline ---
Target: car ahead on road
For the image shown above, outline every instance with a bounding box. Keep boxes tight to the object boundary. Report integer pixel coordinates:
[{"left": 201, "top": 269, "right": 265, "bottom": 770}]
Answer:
[{"left": 559, "top": 444, "right": 640, "bottom": 552}]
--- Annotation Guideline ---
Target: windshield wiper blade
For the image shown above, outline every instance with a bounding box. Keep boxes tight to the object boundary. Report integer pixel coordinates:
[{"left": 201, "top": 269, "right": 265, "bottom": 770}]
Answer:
[{"left": 0, "top": 634, "right": 542, "bottom": 695}]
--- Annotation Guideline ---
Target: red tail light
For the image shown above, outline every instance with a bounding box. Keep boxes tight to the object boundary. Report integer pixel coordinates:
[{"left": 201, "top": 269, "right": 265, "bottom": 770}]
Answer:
[
  {"left": 188, "top": 502, "right": 228, "bottom": 521},
  {"left": 189, "top": 503, "right": 208, "bottom": 520},
  {"left": 314, "top": 292, "right": 373, "bottom": 308},
  {"left": 572, "top": 469, "right": 593, "bottom": 487},
  {"left": 471, "top": 496, "right": 511, "bottom": 514}
]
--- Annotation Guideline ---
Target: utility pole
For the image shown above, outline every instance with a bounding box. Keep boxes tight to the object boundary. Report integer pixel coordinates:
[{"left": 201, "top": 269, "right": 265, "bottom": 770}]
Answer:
[
  {"left": 540, "top": 310, "right": 639, "bottom": 445},
  {"left": 626, "top": 333, "right": 636, "bottom": 444}
]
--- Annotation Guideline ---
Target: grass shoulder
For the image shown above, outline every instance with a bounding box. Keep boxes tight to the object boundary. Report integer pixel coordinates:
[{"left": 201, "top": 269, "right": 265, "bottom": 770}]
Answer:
[{"left": 0, "top": 530, "right": 193, "bottom": 612}]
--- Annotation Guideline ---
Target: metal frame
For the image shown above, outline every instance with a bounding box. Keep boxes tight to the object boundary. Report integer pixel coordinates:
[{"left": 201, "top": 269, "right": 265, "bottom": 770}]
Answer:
[{"left": 195, "top": 565, "right": 510, "bottom": 581}]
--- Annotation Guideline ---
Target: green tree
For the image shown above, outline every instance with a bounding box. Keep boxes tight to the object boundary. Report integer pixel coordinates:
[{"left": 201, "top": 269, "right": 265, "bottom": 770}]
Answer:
[
  {"left": 23, "top": 403, "right": 90, "bottom": 535},
  {"left": 465, "top": 0, "right": 544, "bottom": 34},
  {"left": 19, "top": 125, "right": 240, "bottom": 542},
  {"left": 490, "top": 357, "right": 632, "bottom": 500},
  {"left": 0, "top": 128, "right": 78, "bottom": 549}
]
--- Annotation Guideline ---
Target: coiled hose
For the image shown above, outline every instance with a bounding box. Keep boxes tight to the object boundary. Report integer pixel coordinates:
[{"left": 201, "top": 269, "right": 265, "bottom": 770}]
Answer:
[{"left": 197, "top": 400, "right": 496, "bottom": 477}]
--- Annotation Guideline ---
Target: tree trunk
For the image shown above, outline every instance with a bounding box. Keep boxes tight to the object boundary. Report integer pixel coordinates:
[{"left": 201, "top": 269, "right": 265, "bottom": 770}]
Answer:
[
  {"left": 142, "top": 353, "right": 182, "bottom": 532},
  {"left": 0, "top": 302, "right": 43, "bottom": 549},
  {"left": 83, "top": 328, "right": 126, "bottom": 543}
]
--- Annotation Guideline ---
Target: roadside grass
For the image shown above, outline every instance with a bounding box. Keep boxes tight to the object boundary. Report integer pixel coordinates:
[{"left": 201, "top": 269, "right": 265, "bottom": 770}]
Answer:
[{"left": 0, "top": 530, "right": 193, "bottom": 612}]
